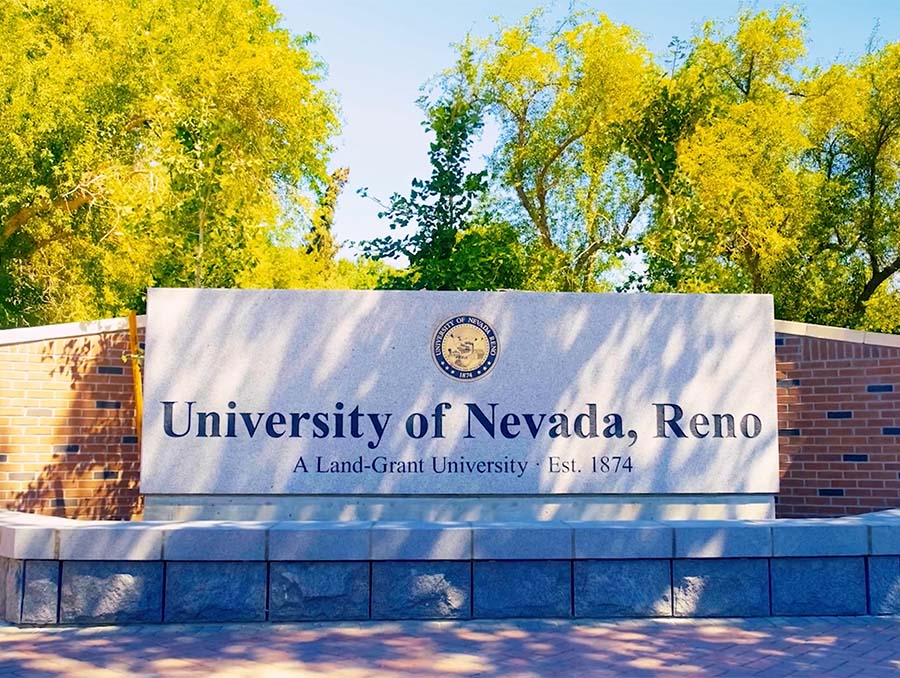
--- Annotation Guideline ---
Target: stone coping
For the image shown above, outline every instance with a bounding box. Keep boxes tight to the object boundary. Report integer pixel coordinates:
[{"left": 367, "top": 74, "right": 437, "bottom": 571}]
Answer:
[
  {"left": 0, "top": 314, "right": 146, "bottom": 346},
  {"left": 0, "top": 314, "right": 894, "bottom": 350},
  {"left": 2, "top": 510, "right": 898, "bottom": 561},
  {"left": 773, "top": 318, "right": 900, "bottom": 347},
  {"left": 0, "top": 313, "right": 894, "bottom": 358}
]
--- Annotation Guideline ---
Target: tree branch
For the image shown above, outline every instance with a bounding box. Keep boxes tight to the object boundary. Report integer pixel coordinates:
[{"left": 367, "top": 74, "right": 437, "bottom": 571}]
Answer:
[
  {"left": 628, "top": 133, "right": 678, "bottom": 230},
  {"left": 572, "top": 190, "right": 647, "bottom": 276},
  {"left": 2, "top": 189, "right": 94, "bottom": 245},
  {"left": 858, "top": 252, "right": 900, "bottom": 307},
  {"left": 743, "top": 53, "right": 755, "bottom": 99},
  {"left": 537, "top": 122, "right": 592, "bottom": 187},
  {"left": 572, "top": 240, "right": 603, "bottom": 273},
  {"left": 528, "top": 119, "right": 595, "bottom": 252},
  {"left": 618, "top": 190, "right": 648, "bottom": 239}
]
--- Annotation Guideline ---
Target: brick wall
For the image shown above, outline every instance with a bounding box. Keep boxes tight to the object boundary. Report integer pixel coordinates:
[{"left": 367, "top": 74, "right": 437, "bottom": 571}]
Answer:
[
  {"left": 776, "top": 331, "right": 900, "bottom": 517},
  {"left": 1, "top": 318, "right": 898, "bottom": 520},
  {"left": 0, "top": 324, "right": 143, "bottom": 519}
]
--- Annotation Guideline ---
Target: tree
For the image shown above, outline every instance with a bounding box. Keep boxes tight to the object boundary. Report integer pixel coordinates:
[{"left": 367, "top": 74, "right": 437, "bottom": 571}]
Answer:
[
  {"left": 800, "top": 44, "right": 900, "bottom": 326},
  {"left": 361, "top": 98, "right": 526, "bottom": 290},
  {"left": 0, "top": 0, "right": 338, "bottom": 326},
  {"left": 631, "top": 8, "right": 900, "bottom": 329},
  {"left": 236, "top": 166, "right": 390, "bottom": 292},
  {"left": 308, "top": 168, "right": 350, "bottom": 261},
  {"left": 629, "top": 9, "right": 807, "bottom": 298},
  {"left": 453, "top": 11, "right": 658, "bottom": 290}
]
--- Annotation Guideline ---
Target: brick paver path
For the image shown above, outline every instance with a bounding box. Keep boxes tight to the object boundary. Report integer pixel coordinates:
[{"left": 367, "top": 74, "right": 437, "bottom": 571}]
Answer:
[{"left": 1, "top": 617, "right": 899, "bottom": 677}]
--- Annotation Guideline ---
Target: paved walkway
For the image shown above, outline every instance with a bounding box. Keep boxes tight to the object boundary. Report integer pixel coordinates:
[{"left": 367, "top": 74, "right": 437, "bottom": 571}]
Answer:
[{"left": 1, "top": 617, "right": 899, "bottom": 677}]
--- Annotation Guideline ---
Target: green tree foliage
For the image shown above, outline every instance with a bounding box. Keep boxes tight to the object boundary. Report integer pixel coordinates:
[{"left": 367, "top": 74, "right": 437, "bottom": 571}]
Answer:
[
  {"left": 237, "top": 166, "right": 391, "bottom": 291},
  {"left": 632, "top": 9, "right": 808, "bottom": 298},
  {"left": 0, "top": 0, "right": 339, "bottom": 326},
  {"left": 800, "top": 44, "right": 900, "bottom": 326},
  {"left": 626, "top": 8, "right": 900, "bottom": 329},
  {"left": 453, "top": 11, "right": 658, "bottom": 291},
  {"left": 446, "top": 7, "right": 900, "bottom": 330},
  {"left": 361, "top": 98, "right": 527, "bottom": 290}
]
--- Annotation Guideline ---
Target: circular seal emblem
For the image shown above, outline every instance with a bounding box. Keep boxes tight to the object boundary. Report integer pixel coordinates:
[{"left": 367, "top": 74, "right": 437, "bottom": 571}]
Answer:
[{"left": 432, "top": 315, "right": 499, "bottom": 381}]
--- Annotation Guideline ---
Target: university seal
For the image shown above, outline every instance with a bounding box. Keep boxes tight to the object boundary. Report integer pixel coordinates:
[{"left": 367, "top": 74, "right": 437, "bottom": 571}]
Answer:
[{"left": 432, "top": 315, "right": 499, "bottom": 380}]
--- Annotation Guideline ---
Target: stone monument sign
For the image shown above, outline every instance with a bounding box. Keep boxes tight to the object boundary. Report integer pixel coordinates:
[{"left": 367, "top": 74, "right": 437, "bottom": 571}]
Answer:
[{"left": 141, "top": 289, "right": 778, "bottom": 519}]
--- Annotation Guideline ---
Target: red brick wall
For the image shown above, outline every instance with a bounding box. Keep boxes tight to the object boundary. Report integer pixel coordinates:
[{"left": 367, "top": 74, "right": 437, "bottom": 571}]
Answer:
[
  {"left": 1, "top": 321, "right": 898, "bottom": 520},
  {"left": 776, "top": 333, "right": 900, "bottom": 517},
  {"left": 0, "top": 328, "right": 143, "bottom": 519}
]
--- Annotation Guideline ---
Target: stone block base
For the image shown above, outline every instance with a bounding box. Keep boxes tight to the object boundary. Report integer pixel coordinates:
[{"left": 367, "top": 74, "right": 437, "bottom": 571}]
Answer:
[
  {"left": 22, "top": 561, "right": 59, "bottom": 624},
  {"left": 772, "top": 557, "right": 867, "bottom": 616},
  {"left": 674, "top": 559, "right": 770, "bottom": 617},
  {"left": 372, "top": 562, "right": 470, "bottom": 619},
  {"left": 270, "top": 562, "right": 369, "bottom": 621},
  {"left": 473, "top": 561, "right": 570, "bottom": 618},
  {"left": 165, "top": 562, "right": 267, "bottom": 623},
  {"left": 61, "top": 561, "right": 163, "bottom": 624},
  {"left": 575, "top": 560, "right": 672, "bottom": 617},
  {"left": 4, "top": 512, "right": 900, "bottom": 625}
]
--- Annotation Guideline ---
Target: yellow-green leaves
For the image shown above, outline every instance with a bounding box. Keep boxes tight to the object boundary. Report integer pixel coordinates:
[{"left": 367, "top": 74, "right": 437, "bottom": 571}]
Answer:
[
  {"left": 455, "top": 5, "right": 900, "bottom": 327},
  {"left": 641, "top": 9, "right": 813, "bottom": 297},
  {"left": 688, "top": 8, "right": 805, "bottom": 104},
  {"left": 0, "top": 0, "right": 339, "bottom": 326},
  {"left": 666, "top": 95, "right": 806, "bottom": 291},
  {"left": 457, "top": 11, "right": 657, "bottom": 290},
  {"left": 637, "top": 6, "right": 900, "bottom": 328}
]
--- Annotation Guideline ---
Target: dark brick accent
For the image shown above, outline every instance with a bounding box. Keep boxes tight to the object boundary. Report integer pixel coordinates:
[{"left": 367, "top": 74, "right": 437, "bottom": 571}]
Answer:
[
  {"left": 884, "top": 427, "right": 900, "bottom": 435},
  {"left": 826, "top": 411, "right": 853, "bottom": 419},
  {"left": 867, "top": 384, "right": 894, "bottom": 393},
  {"left": 779, "top": 428, "right": 801, "bottom": 437},
  {"left": 52, "top": 444, "right": 79, "bottom": 454},
  {"left": 25, "top": 408, "right": 52, "bottom": 417},
  {"left": 8, "top": 472, "right": 36, "bottom": 481},
  {"left": 818, "top": 488, "right": 845, "bottom": 497},
  {"left": 777, "top": 378, "right": 801, "bottom": 388},
  {"left": 93, "top": 470, "right": 120, "bottom": 480},
  {"left": 0, "top": 455, "right": 6, "bottom": 463},
  {"left": 842, "top": 454, "right": 869, "bottom": 463},
  {"left": 95, "top": 400, "right": 121, "bottom": 409},
  {"left": 122, "top": 435, "right": 138, "bottom": 444},
  {"left": 97, "top": 365, "right": 124, "bottom": 375}
]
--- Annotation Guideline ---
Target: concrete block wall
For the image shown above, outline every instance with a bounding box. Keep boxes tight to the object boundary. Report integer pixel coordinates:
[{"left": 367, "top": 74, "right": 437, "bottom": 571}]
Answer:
[
  {"left": 0, "top": 316, "right": 898, "bottom": 520},
  {"left": 2, "top": 510, "right": 900, "bottom": 625}
]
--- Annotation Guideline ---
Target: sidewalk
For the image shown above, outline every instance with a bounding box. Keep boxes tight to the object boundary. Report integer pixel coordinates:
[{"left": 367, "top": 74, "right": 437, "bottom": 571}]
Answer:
[{"left": 1, "top": 616, "right": 899, "bottom": 677}]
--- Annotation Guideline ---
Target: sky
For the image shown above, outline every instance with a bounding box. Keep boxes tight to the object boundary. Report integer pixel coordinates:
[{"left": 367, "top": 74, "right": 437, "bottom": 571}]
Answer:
[{"left": 275, "top": 1, "right": 900, "bottom": 253}]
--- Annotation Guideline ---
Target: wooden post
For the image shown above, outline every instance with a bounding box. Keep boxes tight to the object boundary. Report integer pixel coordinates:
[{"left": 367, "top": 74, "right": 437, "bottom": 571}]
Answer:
[{"left": 127, "top": 311, "right": 144, "bottom": 447}]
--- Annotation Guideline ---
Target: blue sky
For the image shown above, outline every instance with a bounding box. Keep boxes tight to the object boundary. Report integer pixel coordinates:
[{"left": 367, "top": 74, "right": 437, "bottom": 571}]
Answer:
[{"left": 275, "top": 1, "right": 900, "bottom": 251}]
